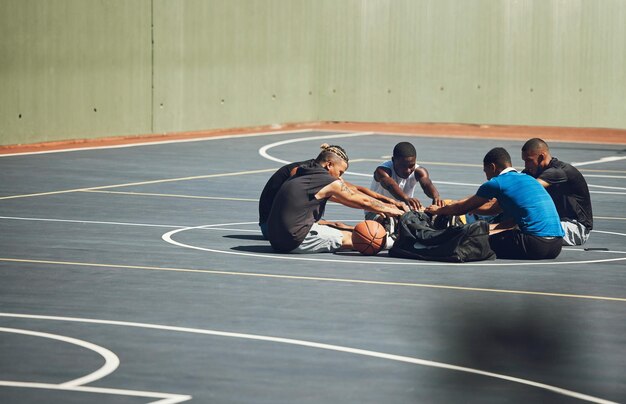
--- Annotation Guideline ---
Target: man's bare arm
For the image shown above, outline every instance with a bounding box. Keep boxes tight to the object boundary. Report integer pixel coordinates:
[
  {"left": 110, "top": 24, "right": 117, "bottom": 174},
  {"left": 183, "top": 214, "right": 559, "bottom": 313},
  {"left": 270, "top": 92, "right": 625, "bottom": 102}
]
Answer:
[
  {"left": 320, "top": 179, "right": 404, "bottom": 217},
  {"left": 344, "top": 181, "right": 409, "bottom": 211},
  {"left": 415, "top": 167, "right": 443, "bottom": 206},
  {"left": 470, "top": 198, "right": 502, "bottom": 215},
  {"left": 425, "top": 194, "right": 489, "bottom": 216}
]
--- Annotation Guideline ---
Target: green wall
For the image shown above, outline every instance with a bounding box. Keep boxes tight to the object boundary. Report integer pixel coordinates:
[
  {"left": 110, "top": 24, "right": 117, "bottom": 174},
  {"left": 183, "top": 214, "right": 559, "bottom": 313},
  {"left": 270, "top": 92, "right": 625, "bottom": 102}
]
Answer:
[
  {"left": 0, "top": 0, "right": 152, "bottom": 145},
  {"left": 1, "top": 0, "right": 624, "bottom": 146},
  {"left": 313, "top": 0, "right": 626, "bottom": 128},
  {"left": 152, "top": 0, "right": 318, "bottom": 133}
]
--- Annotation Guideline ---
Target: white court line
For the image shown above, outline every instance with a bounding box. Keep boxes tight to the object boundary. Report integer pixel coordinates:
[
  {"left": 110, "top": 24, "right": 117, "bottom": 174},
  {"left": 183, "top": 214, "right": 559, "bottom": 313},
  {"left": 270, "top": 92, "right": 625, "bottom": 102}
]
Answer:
[
  {"left": 365, "top": 182, "right": 626, "bottom": 195},
  {"left": 0, "top": 129, "right": 313, "bottom": 157},
  {"left": 359, "top": 158, "right": 483, "bottom": 168},
  {"left": 433, "top": 180, "right": 481, "bottom": 186},
  {"left": 564, "top": 249, "right": 626, "bottom": 255},
  {"left": 584, "top": 174, "right": 626, "bottom": 179},
  {"left": 162, "top": 222, "right": 626, "bottom": 267},
  {"left": 0, "top": 215, "right": 186, "bottom": 229},
  {"left": 258, "top": 132, "right": 374, "bottom": 166},
  {"left": 0, "top": 313, "right": 617, "bottom": 404},
  {"left": 588, "top": 191, "right": 626, "bottom": 195},
  {"left": 432, "top": 183, "right": 626, "bottom": 195},
  {"left": 81, "top": 189, "right": 258, "bottom": 202},
  {"left": 370, "top": 159, "right": 626, "bottom": 177},
  {"left": 0, "top": 381, "right": 191, "bottom": 404},
  {"left": 578, "top": 168, "right": 626, "bottom": 174},
  {"left": 0, "top": 215, "right": 262, "bottom": 234},
  {"left": 257, "top": 135, "right": 626, "bottom": 191},
  {"left": 587, "top": 184, "right": 626, "bottom": 191},
  {"left": 0, "top": 327, "right": 119, "bottom": 387},
  {"left": 592, "top": 230, "right": 626, "bottom": 237},
  {"left": 0, "top": 216, "right": 267, "bottom": 235},
  {"left": 0, "top": 215, "right": 624, "bottom": 266},
  {"left": 0, "top": 168, "right": 277, "bottom": 201},
  {"left": 3, "top": 257, "right": 626, "bottom": 302},
  {"left": 572, "top": 156, "right": 626, "bottom": 167},
  {"left": 2, "top": 214, "right": 625, "bottom": 257},
  {"left": 595, "top": 216, "right": 626, "bottom": 221}
]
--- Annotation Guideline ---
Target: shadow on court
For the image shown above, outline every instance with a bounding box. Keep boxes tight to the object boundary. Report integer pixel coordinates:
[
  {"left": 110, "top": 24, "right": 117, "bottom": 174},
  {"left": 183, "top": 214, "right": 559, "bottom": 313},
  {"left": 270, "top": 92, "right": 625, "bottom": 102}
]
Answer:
[
  {"left": 231, "top": 245, "right": 275, "bottom": 253},
  {"left": 222, "top": 234, "right": 266, "bottom": 241}
]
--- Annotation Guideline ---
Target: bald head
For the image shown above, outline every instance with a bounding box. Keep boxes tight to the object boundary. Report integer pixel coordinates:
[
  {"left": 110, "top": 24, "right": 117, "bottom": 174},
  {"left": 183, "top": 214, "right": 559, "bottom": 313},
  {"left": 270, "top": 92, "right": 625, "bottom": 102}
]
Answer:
[
  {"left": 522, "top": 138, "right": 549, "bottom": 153},
  {"left": 521, "top": 138, "right": 551, "bottom": 177}
]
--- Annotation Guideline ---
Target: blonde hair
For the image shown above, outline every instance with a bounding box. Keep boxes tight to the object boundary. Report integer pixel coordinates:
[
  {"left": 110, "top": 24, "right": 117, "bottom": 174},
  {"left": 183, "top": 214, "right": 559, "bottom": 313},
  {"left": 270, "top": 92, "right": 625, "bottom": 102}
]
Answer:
[{"left": 319, "top": 143, "right": 349, "bottom": 163}]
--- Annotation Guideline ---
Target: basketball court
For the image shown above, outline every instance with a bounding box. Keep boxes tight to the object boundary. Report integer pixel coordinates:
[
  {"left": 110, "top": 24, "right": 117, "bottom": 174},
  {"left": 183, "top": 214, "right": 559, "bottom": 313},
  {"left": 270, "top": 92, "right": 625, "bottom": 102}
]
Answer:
[{"left": 1, "top": 126, "right": 625, "bottom": 403}]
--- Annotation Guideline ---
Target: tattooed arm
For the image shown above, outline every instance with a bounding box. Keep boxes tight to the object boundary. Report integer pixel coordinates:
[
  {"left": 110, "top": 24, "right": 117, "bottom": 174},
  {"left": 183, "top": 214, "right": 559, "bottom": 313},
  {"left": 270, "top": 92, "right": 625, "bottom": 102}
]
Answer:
[
  {"left": 317, "top": 179, "right": 404, "bottom": 217},
  {"left": 342, "top": 180, "right": 410, "bottom": 211}
]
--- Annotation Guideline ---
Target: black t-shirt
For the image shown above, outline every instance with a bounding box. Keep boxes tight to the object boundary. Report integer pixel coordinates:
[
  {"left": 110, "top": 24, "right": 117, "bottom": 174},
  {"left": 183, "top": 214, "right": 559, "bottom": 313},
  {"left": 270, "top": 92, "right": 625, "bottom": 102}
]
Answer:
[
  {"left": 258, "top": 159, "right": 314, "bottom": 225},
  {"left": 526, "top": 158, "right": 593, "bottom": 229},
  {"left": 267, "top": 161, "right": 336, "bottom": 252}
]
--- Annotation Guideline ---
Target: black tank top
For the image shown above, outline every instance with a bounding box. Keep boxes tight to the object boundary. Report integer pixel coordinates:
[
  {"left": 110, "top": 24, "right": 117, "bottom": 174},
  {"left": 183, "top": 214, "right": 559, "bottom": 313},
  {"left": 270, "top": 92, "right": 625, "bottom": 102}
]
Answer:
[{"left": 267, "top": 161, "right": 336, "bottom": 252}]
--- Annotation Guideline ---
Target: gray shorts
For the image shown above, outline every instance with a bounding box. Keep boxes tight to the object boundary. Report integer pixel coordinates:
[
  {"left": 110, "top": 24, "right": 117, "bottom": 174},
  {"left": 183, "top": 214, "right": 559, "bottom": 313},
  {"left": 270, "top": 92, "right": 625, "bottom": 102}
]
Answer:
[
  {"left": 561, "top": 220, "right": 590, "bottom": 246},
  {"left": 291, "top": 222, "right": 344, "bottom": 254}
]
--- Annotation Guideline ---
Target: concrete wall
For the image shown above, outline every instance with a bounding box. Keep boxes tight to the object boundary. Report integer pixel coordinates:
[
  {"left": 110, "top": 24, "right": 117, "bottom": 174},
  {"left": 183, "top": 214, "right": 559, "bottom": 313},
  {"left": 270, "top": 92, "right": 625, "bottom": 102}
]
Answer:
[
  {"left": 152, "top": 0, "right": 318, "bottom": 133},
  {"left": 314, "top": 0, "right": 626, "bottom": 128},
  {"left": 0, "top": 0, "right": 153, "bottom": 145},
  {"left": 1, "top": 0, "right": 625, "bottom": 146}
]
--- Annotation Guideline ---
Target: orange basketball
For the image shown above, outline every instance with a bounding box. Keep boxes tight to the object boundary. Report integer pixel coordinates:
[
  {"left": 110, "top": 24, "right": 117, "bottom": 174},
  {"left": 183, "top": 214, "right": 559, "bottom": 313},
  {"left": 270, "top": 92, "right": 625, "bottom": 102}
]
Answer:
[{"left": 352, "top": 220, "right": 387, "bottom": 255}]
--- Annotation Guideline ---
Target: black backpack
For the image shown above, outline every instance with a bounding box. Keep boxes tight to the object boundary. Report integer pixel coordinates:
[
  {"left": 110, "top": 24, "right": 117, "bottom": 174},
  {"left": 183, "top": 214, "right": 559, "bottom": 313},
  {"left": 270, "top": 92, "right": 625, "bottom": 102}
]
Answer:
[{"left": 389, "top": 211, "right": 496, "bottom": 262}]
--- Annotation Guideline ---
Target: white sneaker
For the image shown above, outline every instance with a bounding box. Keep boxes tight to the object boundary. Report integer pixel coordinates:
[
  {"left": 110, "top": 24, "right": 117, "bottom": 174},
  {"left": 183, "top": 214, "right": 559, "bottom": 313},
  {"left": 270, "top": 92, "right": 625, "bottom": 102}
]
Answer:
[{"left": 384, "top": 234, "right": 394, "bottom": 250}]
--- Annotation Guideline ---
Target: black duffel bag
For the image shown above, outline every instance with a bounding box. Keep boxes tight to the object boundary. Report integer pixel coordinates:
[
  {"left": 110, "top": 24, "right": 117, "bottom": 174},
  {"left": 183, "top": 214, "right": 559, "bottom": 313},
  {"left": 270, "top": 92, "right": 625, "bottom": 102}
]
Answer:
[{"left": 389, "top": 211, "right": 495, "bottom": 262}]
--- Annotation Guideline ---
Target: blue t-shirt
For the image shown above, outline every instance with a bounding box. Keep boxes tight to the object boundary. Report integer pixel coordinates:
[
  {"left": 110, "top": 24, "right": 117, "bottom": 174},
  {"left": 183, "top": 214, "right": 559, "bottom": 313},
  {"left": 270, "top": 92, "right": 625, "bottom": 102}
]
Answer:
[{"left": 477, "top": 170, "right": 564, "bottom": 237}]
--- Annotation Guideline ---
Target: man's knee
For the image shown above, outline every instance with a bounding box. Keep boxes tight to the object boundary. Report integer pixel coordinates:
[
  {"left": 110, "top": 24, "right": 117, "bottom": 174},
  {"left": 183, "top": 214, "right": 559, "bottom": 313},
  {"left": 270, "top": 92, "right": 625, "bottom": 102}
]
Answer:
[{"left": 291, "top": 223, "right": 343, "bottom": 254}]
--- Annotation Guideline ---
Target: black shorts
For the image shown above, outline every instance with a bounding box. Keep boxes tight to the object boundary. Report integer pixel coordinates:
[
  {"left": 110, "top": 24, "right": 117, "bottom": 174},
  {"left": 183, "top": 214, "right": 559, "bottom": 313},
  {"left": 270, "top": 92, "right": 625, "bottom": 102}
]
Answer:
[{"left": 489, "top": 229, "right": 563, "bottom": 260}]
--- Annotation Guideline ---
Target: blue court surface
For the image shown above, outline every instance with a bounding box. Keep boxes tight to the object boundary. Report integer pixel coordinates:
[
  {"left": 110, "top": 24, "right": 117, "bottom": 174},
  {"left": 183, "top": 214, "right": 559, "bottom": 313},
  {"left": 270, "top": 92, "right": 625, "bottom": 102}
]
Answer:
[{"left": 1, "top": 129, "right": 625, "bottom": 403}]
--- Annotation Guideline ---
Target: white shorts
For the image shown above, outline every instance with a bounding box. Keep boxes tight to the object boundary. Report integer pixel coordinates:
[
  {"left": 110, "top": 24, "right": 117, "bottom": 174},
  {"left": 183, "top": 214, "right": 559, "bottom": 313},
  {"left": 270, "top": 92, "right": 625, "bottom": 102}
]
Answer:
[
  {"left": 291, "top": 223, "right": 344, "bottom": 254},
  {"left": 561, "top": 220, "right": 590, "bottom": 246}
]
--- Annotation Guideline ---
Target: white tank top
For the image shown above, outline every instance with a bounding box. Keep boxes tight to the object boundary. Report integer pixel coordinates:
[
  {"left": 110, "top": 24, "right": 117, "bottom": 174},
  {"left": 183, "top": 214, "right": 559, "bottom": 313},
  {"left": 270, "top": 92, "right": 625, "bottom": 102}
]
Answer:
[{"left": 369, "top": 160, "right": 419, "bottom": 200}]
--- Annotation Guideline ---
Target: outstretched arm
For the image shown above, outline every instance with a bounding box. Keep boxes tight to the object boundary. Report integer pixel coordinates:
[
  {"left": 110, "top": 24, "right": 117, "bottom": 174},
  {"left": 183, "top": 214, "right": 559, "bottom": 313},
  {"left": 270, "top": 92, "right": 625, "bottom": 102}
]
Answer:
[
  {"left": 318, "top": 179, "right": 405, "bottom": 217},
  {"left": 470, "top": 198, "right": 502, "bottom": 215},
  {"left": 415, "top": 167, "right": 444, "bottom": 207},
  {"left": 343, "top": 181, "right": 409, "bottom": 211},
  {"left": 318, "top": 219, "right": 355, "bottom": 231},
  {"left": 425, "top": 194, "right": 489, "bottom": 217}
]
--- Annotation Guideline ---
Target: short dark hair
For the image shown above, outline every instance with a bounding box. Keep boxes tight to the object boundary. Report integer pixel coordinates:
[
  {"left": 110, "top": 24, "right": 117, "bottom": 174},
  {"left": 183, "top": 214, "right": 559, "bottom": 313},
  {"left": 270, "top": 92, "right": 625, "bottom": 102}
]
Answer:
[
  {"left": 483, "top": 147, "right": 511, "bottom": 168},
  {"left": 522, "top": 138, "right": 549, "bottom": 153},
  {"left": 392, "top": 142, "right": 416, "bottom": 158}
]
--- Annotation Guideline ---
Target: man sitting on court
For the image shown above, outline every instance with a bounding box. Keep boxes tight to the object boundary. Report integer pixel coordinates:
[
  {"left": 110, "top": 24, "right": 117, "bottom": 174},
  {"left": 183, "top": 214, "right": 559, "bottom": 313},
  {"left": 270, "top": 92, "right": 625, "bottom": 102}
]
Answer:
[
  {"left": 259, "top": 158, "right": 313, "bottom": 239},
  {"left": 259, "top": 145, "right": 407, "bottom": 239},
  {"left": 425, "top": 147, "right": 564, "bottom": 260},
  {"left": 267, "top": 145, "right": 405, "bottom": 254},
  {"left": 366, "top": 141, "right": 444, "bottom": 222},
  {"left": 521, "top": 138, "right": 593, "bottom": 245}
]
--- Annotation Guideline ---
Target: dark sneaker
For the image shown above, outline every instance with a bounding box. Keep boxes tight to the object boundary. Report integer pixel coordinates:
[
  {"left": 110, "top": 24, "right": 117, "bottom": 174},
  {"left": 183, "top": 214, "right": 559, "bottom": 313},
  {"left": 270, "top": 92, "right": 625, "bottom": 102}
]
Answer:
[{"left": 382, "top": 217, "right": 399, "bottom": 239}]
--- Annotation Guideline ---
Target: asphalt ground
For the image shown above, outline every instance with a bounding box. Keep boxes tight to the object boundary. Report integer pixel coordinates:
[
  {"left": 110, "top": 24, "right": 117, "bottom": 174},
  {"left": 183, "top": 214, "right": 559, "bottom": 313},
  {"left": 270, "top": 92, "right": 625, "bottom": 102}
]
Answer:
[{"left": 0, "top": 129, "right": 625, "bottom": 403}]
